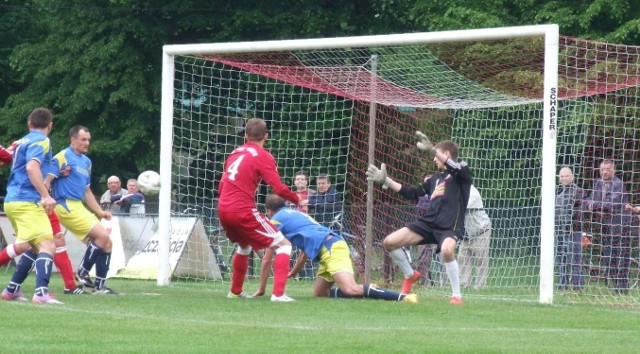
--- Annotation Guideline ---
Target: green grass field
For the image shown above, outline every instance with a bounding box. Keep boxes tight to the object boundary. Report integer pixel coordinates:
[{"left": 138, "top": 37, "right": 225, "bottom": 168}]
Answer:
[{"left": 1, "top": 273, "right": 639, "bottom": 353}]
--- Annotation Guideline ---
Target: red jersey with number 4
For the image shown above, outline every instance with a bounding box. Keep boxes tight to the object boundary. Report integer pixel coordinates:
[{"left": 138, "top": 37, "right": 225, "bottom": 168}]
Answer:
[{"left": 218, "top": 142, "right": 298, "bottom": 211}]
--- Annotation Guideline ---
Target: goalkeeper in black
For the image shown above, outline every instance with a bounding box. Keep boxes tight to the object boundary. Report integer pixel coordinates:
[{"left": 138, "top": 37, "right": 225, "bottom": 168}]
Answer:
[{"left": 366, "top": 132, "right": 472, "bottom": 304}]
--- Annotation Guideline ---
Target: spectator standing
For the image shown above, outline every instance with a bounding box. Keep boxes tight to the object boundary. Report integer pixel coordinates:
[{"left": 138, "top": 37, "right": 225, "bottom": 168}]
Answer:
[
  {"left": 288, "top": 171, "right": 317, "bottom": 278},
  {"left": 307, "top": 173, "right": 342, "bottom": 226},
  {"left": 582, "top": 159, "right": 630, "bottom": 293},
  {"left": 100, "top": 176, "right": 127, "bottom": 213},
  {"left": 458, "top": 185, "right": 492, "bottom": 290},
  {"left": 554, "top": 167, "right": 584, "bottom": 291},
  {"left": 291, "top": 171, "right": 316, "bottom": 213}
]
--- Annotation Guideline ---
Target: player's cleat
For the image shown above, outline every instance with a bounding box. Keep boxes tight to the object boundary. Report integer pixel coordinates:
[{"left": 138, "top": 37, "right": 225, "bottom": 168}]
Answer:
[
  {"left": 75, "top": 272, "right": 95, "bottom": 288},
  {"left": 227, "top": 291, "right": 253, "bottom": 299},
  {"left": 450, "top": 296, "right": 464, "bottom": 305},
  {"left": 32, "top": 294, "right": 64, "bottom": 304},
  {"left": 64, "top": 286, "right": 91, "bottom": 295},
  {"left": 402, "top": 293, "right": 419, "bottom": 304},
  {"left": 401, "top": 270, "right": 421, "bottom": 294},
  {"left": 1, "top": 289, "right": 28, "bottom": 301},
  {"left": 92, "top": 287, "right": 119, "bottom": 295},
  {"left": 270, "top": 293, "right": 295, "bottom": 302}
]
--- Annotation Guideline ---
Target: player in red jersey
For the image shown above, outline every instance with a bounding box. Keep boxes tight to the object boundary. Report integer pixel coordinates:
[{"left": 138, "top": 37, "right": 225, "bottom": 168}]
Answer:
[{"left": 218, "top": 118, "right": 304, "bottom": 302}]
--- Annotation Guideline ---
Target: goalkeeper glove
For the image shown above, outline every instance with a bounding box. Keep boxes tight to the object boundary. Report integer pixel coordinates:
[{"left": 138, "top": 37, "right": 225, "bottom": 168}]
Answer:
[
  {"left": 366, "top": 164, "right": 392, "bottom": 189},
  {"left": 415, "top": 130, "right": 434, "bottom": 154}
]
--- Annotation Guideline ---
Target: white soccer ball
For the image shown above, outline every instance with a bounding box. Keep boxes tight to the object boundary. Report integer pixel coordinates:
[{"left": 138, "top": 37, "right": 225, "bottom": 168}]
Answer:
[{"left": 137, "top": 170, "right": 161, "bottom": 196}]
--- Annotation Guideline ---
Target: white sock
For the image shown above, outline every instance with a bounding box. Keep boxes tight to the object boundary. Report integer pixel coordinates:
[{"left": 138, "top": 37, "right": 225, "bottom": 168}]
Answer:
[
  {"left": 445, "top": 260, "right": 461, "bottom": 298},
  {"left": 389, "top": 248, "right": 414, "bottom": 278},
  {"left": 7, "top": 244, "right": 17, "bottom": 258}
]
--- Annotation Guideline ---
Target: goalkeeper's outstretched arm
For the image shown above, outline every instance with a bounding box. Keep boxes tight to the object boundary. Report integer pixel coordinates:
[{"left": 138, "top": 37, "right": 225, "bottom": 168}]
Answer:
[
  {"left": 416, "top": 129, "right": 449, "bottom": 165},
  {"left": 366, "top": 164, "right": 401, "bottom": 192},
  {"left": 384, "top": 177, "right": 402, "bottom": 192},
  {"left": 366, "top": 163, "right": 429, "bottom": 203}
]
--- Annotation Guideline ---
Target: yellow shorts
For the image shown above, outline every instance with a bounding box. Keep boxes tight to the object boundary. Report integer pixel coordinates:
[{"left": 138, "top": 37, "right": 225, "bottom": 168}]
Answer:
[
  {"left": 55, "top": 199, "right": 99, "bottom": 242},
  {"left": 4, "top": 201, "right": 53, "bottom": 246},
  {"left": 316, "top": 240, "right": 354, "bottom": 281}
]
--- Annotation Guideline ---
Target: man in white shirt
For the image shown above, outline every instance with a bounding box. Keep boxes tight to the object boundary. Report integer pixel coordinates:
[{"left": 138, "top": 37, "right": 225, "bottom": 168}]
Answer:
[
  {"left": 99, "top": 175, "right": 128, "bottom": 213},
  {"left": 458, "top": 185, "right": 492, "bottom": 289}
]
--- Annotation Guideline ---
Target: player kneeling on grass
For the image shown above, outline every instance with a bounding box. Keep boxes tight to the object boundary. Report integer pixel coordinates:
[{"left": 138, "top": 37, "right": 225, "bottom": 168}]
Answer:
[{"left": 253, "top": 194, "right": 417, "bottom": 303}]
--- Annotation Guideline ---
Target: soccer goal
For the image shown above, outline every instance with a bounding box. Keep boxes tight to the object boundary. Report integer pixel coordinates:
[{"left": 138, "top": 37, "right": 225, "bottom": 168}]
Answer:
[{"left": 160, "top": 24, "right": 640, "bottom": 308}]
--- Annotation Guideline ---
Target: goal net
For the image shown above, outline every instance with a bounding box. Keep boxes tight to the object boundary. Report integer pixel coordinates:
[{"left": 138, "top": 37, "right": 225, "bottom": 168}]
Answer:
[{"left": 160, "top": 25, "right": 640, "bottom": 308}]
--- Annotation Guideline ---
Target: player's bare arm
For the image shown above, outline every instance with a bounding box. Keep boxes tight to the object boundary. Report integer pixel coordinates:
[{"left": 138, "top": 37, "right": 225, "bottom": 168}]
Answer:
[
  {"left": 288, "top": 251, "right": 308, "bottom": 278},
  {"left": 253, "top": 247, "right": 274, "bottom": 297},
  {"left": 44, "top": 173, "right": 56, "bottom": 189},
  {"left": 84, "top": 187, "right": 112, "bottom": 220}
]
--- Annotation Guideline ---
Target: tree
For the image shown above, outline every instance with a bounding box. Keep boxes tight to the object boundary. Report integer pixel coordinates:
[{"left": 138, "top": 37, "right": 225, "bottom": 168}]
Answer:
[
  {"left": 1, "top": 1, "right": 163, "bottom": 187},
  {"left": 0, "top": 0, "right": 412, "bottom": 192},
  {"left": 389, "top": 0, "right": 640, "bottom": 44},
  {"left": 1, "top": 0, "right": 638, "bottom": 195}
]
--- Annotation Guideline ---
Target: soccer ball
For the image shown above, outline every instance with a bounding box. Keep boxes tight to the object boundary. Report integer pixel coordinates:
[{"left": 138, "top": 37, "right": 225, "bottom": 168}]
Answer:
[{"left": 137, "top": 170, "right": 161, "bottom": 196}]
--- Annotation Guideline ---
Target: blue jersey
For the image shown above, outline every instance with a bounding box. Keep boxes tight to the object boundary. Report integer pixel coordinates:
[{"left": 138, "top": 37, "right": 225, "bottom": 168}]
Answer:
[
  {"left": 269, "top": 207, "right": 342, "bottom": 261},
  {"left": 4, "top": 131, "right": 52, "bottom": 203},
  {"left": 50, "top": 146, "right": 92, "bottom": 202}
]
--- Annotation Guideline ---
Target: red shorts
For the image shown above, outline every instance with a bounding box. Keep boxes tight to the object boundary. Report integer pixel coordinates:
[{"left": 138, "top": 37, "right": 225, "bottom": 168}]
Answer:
[
  {"left": 48, "top": 211, "right": 62, "bottom": 236},
  {"left": 218, "top": 208, "right": 283, "bottom": 250}
]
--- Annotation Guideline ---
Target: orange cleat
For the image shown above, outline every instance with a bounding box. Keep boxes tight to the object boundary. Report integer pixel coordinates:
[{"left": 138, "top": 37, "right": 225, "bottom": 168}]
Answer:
[{"left": 401, "top": 270, "right": 421, "bottom": 294}]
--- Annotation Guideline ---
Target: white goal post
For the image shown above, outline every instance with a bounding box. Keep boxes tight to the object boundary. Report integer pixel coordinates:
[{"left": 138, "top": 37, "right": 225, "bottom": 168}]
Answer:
[{"left": 159, "top": 24, "right": 560, "bottom": 304}]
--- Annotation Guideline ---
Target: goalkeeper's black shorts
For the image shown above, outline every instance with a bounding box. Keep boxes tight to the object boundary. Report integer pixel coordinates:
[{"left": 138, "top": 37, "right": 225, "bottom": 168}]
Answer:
[{"left": 407, "top": 220, "right": 461, "bottom": 254}]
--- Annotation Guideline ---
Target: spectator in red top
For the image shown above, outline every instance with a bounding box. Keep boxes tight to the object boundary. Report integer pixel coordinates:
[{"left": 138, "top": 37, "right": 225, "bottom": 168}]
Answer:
[
  {"left": 291, "top": 170, "right": 316, "bottom": 213},
  {"left": 218, "top": 117, "right": 303, "bottom": 302}
]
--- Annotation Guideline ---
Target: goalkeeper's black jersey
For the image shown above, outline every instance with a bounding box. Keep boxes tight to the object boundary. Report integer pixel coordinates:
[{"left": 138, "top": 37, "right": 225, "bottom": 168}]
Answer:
[{"left": 399, "top": 158, "right": 472, "bottom": 232}]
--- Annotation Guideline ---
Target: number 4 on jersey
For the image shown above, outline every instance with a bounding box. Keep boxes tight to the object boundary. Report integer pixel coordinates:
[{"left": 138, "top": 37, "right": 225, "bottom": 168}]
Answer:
[{"left": 226, "top": 155, "right": 244, "bottom": 180}]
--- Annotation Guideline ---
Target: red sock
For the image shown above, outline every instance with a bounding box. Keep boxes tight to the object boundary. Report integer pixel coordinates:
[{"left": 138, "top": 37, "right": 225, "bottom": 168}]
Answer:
[
  {"left": 230, "top": 253, "right": 249, "bottom": 295},
  {"left": 272, "top": 253, "right": 291, "bottom": 297},
  {"left": 54, "top": 248, "right": 77, "bottom": 290},
  {"left": 0, "top": 244, "right": 16, "bottom": 266}
]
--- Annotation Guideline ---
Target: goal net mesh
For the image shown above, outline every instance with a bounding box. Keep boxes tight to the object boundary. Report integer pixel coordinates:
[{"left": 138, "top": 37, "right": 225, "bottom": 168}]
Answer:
[{"left": 169, "top": 35, "right": 640, "bottom": 307}]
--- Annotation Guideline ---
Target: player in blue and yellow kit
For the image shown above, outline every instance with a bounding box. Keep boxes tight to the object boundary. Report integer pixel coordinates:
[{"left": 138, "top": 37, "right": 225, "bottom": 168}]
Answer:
[
  {"left": 46, "top": 125, "right": 117, "bottom": 294},
  {"left": 1, "top": 107, "right": 62, "bottom": 304},
  {"left": 254, "top": 194, "right": 417, "bottom": 303}
]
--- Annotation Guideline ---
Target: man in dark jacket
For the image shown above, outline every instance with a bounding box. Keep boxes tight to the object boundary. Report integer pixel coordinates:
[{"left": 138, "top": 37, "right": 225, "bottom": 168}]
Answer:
[{"left": 308, "top": 173, "right": 342, "bottom": 226}]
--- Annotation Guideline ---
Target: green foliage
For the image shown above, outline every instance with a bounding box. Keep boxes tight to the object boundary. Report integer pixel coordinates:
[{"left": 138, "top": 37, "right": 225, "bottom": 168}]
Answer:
[
  {"left": 1, "top": 0, "right": 639, "bottom": 196},
  {"left": 0, "top": 1, "right": 165, "bottom": 189},
  {"left": 398, "top": 0, "right": 640, "bottom": 44}
]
